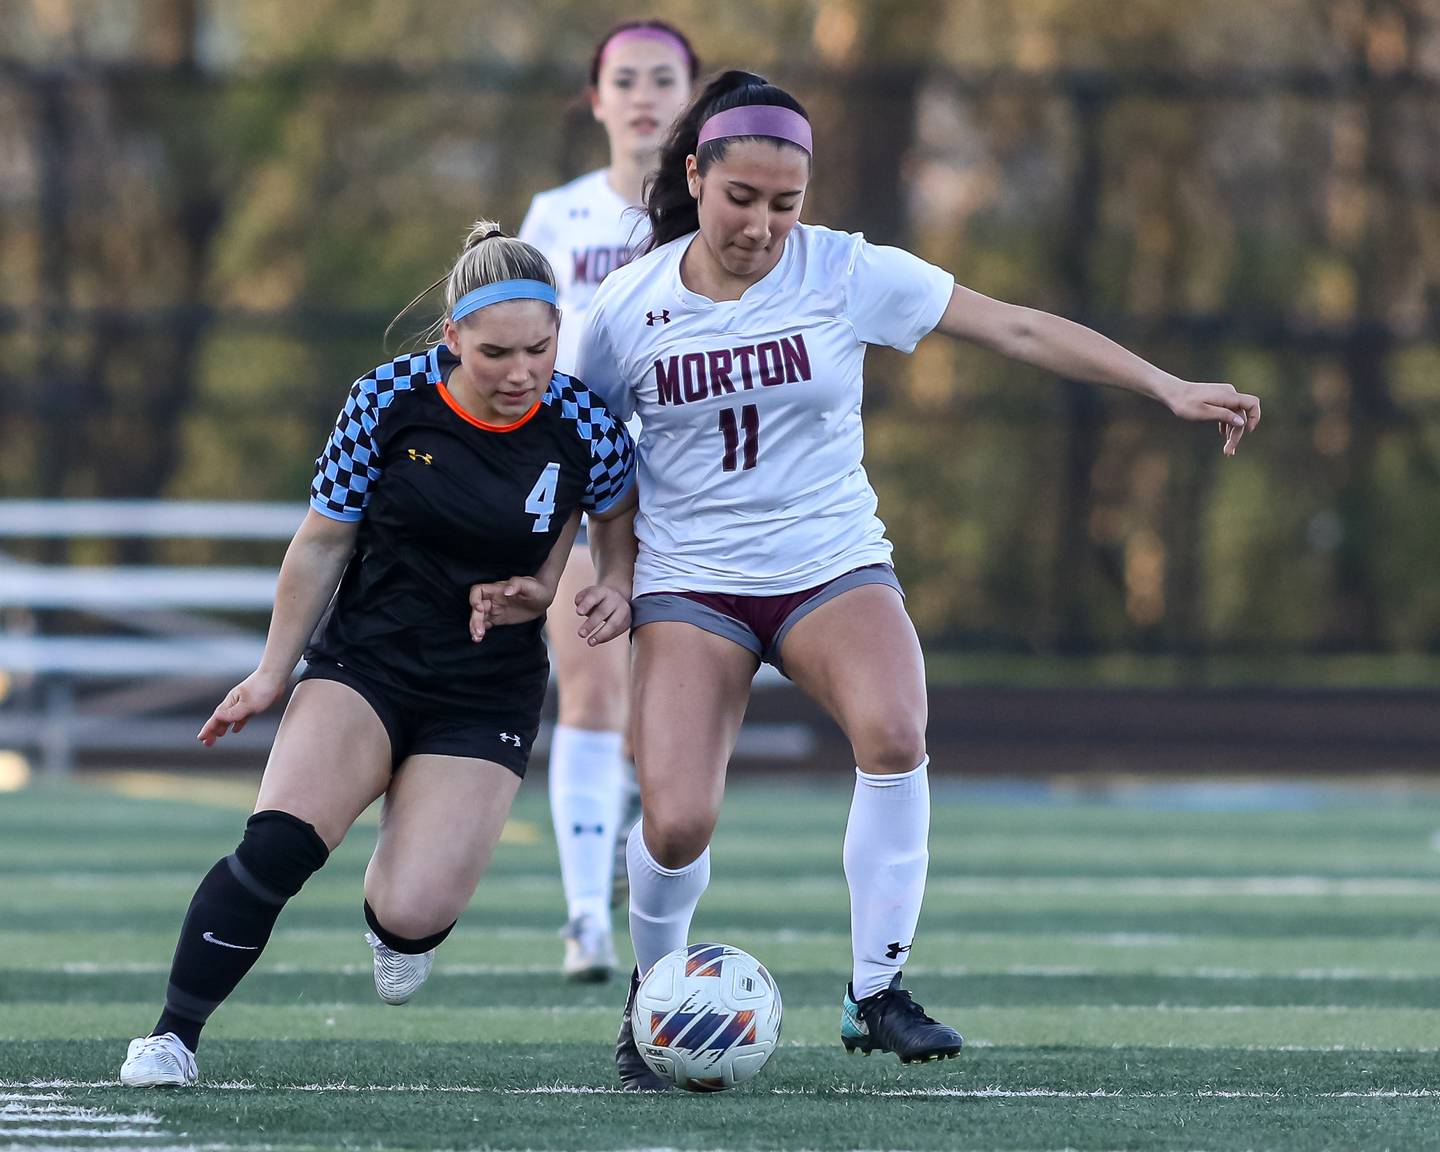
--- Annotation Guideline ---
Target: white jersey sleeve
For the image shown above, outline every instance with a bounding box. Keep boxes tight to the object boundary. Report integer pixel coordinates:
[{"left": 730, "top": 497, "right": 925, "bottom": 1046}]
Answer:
[
  {"left": 577, "top": 294, "right": 635, "bottom": 422},
  {"left": 514, "top": 170, "right": 646, "bottom": 377},
  {"left": 517, "top": 193, "right": 553, "bottom": 251},
  {"left": 842, "top": 239, "right": 954, "bottom": 353}
]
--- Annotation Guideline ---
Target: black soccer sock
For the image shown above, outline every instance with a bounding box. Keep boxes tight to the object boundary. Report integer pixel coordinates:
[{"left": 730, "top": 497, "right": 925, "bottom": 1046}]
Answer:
[
  {"left": 364, "top": 900, "right": 456, "bottom": 955},
  {"left": 152, "top": 810, "right": 328, "bottom": 1051}
]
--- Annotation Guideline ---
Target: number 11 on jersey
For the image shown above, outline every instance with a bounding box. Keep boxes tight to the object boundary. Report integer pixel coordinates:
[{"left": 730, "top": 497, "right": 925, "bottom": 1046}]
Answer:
[{"left": 718, "top": 404, "right": 759, "bottom": 472}]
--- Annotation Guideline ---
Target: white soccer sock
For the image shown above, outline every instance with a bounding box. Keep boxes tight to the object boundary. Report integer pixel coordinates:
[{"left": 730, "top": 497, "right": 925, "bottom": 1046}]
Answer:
[
  {"left": 627, "top": 823, "right": 710, "bottom": 976},
  {"left": 843, "top": 758, "right": 931, "bottom": 1000},
  {"left": 547, "top": 724, "right": 624, "bottom": 924}
]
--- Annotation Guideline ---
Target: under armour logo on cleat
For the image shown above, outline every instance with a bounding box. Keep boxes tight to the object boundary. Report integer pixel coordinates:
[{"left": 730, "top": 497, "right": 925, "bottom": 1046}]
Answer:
[
  {"left": 645, "top": 310, "right": 671, "bottom": 326},
  {"left": 884, "top": 941, "right": 913, "bottom": 960},
  {"left": 203, "top": 931, "right": 259, "bottom": 951},
  {"left": 572, "top": 822, "right": 605, "bottom": 835},
  {"left": 499, "top": 732, "right": 522, "bottom": 746}
]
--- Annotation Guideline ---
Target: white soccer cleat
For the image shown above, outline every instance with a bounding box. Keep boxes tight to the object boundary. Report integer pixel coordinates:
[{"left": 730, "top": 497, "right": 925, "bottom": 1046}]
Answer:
[
  {"left": 365, "top": 930, "right": 434, "bottom": 1005},
  {"left": 562, "top": 913, "right": 617, "bottom": 983},
  {"left": 119, "top": 1033, "right": 197, "bottom": 1087}
]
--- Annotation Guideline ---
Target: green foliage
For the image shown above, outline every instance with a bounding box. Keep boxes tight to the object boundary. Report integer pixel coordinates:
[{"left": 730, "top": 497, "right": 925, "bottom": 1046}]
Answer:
[{"left": 2, "top": 1, "right": 1439, "bottom": 667}]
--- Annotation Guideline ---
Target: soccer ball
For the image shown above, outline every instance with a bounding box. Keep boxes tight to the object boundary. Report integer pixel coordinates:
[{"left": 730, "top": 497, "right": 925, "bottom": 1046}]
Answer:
[{"left": 631, "top": 942, "right": 783, "bottom": 1092}]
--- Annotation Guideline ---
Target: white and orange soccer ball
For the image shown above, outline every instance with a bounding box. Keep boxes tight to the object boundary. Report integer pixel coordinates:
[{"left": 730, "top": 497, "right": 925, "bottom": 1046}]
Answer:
[{"left": 632, "top": 942, "right": 783, "bottom": 1092}]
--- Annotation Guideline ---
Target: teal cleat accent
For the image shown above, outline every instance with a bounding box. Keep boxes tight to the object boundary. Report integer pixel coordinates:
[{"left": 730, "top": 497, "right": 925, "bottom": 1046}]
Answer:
[{"left": 839, "top": 972, "right": 963, "bottom": 1064}]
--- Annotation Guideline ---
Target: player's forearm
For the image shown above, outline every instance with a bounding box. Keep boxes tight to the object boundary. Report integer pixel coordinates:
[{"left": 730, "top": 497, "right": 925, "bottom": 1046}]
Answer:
[
  {"left": 994, "top": 307, "right": 1180, "bottom": 407},
  {"left": 256, "top": 511, "right": 357, "bottom": 679},
  {"left": 533, "top": 510, "right": 584, "bottom": 603},
  {"left": 587, "top": 506, "right": 638, "bottom": 600}
]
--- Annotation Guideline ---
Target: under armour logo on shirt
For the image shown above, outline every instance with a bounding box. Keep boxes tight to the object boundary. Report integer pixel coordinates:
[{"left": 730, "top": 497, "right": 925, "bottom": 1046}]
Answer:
[
  {"left": 645, "top": 310, "right": 671, "bottom": 326},
  {"left": 572, "top": 823, "right": 605, "bottom": 836},
  {"left": 499, "top": 732, "right": 522, "bottom": 746},
  {"left": 885, "top": 941, "right": 913, "bottom": 960}
]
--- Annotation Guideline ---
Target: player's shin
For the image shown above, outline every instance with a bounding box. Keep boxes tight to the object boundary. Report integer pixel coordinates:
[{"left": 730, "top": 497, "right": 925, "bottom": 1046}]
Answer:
[
  {"left": 152, "top": 810, "right": 328, "bottom": 1050},
  {"left": 625, "top": 821, "right": 710, "bottom": 976},
  {"left": 842, "top": 758, "right": 930, "bottom": 999}
]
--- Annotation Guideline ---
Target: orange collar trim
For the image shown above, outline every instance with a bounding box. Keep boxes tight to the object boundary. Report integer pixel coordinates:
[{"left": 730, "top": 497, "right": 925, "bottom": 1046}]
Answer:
[{"left": 437, "top": 381, "right": 541, "bottom": 432}]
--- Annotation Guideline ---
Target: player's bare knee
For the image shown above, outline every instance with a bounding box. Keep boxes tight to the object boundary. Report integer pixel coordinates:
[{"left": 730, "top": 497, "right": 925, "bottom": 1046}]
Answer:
[
  {"left": 556, "top": 685, "right": 625, "bottom": 732},
  {"left": 643, "top": 813, "right": 714, "bottom": 870},
  {"left": 853, "top": 714, "right": 926, "bottom": 775},
  {"left": 367, "top": 893, "right": 464, "bottom": 941}
]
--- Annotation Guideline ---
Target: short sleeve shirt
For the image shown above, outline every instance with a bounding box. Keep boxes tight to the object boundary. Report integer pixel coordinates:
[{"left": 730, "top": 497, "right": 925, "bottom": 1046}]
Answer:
[
  {"left": 578, "top": 223, "right": 952, "bottom": 597},
  {"left": 306, "top": 346, "right": 635, "bottom": 713},
  {"left": 519, "top": 170, "right": 650, "bottom": 377}
]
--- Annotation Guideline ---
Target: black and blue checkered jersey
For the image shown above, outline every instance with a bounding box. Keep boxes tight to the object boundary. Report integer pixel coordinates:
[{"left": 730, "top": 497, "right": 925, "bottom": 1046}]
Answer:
[{"left": 305, "top": 344, "right": 635, "bottom": 716}]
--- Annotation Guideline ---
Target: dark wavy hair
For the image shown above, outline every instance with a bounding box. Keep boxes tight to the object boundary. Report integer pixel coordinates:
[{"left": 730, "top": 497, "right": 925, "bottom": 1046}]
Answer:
[
  {"left": 642, "top": 70, "right": 811, "bottom": 252},
  {"left": 588, "top": 19, "right": 700, "bottom": 87}
]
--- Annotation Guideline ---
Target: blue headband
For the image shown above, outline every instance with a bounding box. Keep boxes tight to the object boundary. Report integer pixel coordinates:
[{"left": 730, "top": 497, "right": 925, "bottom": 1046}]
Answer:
[{"left": 451, "top": 279, "right": 558, "bottom": 323}]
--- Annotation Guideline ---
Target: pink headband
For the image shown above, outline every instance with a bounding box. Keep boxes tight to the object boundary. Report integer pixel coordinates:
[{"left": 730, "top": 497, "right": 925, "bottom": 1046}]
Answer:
[
  {"left": 600, "top": 26, "right": 690, "bottom": 66},
  {"left": 696, "top": 105, "right": 813, "bottom": 154}
]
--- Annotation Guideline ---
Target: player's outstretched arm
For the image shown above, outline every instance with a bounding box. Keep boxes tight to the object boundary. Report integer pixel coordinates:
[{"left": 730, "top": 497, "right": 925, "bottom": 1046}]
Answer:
[
  {"left": 199, "top": 510, "right": 359, "bottom": 746},
  {"left": 467, "top": 509, "right": 583, "bottom": 642},
  {"left": 934, "top": 285, "right": 1261, "bottom": 456},
  {"left": 579, "top": 486, "right": 638, "bottom": 646}
]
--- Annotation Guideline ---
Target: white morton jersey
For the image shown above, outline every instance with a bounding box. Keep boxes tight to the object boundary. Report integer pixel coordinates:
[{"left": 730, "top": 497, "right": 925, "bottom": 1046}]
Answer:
[
  {"left": 519, "top": 169, "right": 649, "bottom": 375},
  {"left": 579, "top": 222, "right": 954, "bottom": 597}
]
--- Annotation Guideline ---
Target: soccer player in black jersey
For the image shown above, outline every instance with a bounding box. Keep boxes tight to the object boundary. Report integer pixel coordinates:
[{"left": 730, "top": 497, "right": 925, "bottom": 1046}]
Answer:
[{"left": 120, "top": 220, "right": 637, "bottom": 1088}]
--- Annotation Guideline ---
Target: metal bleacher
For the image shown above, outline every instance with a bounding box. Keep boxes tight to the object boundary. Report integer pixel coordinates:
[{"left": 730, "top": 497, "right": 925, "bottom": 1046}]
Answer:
[
  {"left": 0, "top": 501, "right": 298, "bottom": 773},
  {"left": 0, "top": 501, "right": 811, "bottom": 775}
]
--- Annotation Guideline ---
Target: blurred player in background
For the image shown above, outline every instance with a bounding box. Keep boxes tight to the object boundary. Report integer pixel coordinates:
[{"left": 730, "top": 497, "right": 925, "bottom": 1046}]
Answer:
[
  {"left": 119, "top": 223, "right": 636, "bottom": 1088},
  {"left": 575, "top": 70, "right": 1261, "bottom": 1090},
  {"left": 518, "top": 19, "right": 698, "bottom": 983}
]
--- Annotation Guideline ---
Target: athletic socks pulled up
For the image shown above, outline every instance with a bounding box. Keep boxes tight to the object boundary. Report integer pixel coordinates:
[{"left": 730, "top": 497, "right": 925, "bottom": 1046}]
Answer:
[
  {"left": 548, "top": 725, "right": 625, "bottom": 924},
  {"left": 842, "top": 758, "right": 931, "bottom": 1000},
  {"left": 152, "top": 810, "right": 328, "bottom": 1051},
  {"left": 625, "top": 822, "right": 710, "bottom": 977}
]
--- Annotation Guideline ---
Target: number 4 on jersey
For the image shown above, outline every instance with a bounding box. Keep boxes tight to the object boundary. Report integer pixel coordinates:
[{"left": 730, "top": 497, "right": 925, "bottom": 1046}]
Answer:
[
  {"left": 718, "top": 404, "right": 759, "bottom": 471},
  {"left": 525, "top": 462, "right": 561, "bottom": 532}
]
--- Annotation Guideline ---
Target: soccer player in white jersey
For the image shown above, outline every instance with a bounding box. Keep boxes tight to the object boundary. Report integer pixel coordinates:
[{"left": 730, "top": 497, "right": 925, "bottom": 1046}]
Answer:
[
  {"left": 518, "top": 20, "right": 697, "bottom": 983},
  {"left": 573, "top": 70, "right": 1262, "bottom": 1089}
]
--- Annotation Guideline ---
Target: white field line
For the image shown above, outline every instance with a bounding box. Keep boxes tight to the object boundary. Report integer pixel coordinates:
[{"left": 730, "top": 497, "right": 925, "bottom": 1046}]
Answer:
[
  {"left": 31, "top": 874, "right": 1440, "bottom": 899},
  {"left": 264, "top": 927, "right": 1198, "bottom": 945},
  {"left": 923, "top": 877, "right": 1440, "bottom": 898},
  {"left": 1, "top": 1107, "right": 160, "bottom": 1123},
  {"left": 3, "top": 1080, "right": 1434, "bottom": 1100},
  {"left": 0, "top": 1147, "right": 239, "bottom": 1152},
  {"left": 0, "top": 1127, "right": 164, "bottom": 1138},
  {"left": 50, "top": 960, "right": 1440, "bottom": 982},
  {"left": 29, "top": 1001, "right": 1411, "bottom": 1019}
]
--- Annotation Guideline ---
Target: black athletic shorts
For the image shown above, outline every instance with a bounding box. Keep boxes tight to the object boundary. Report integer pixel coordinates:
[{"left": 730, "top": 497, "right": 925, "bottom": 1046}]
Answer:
[{"left": 297, "top": 657, "right": 539, "bottom": 777}]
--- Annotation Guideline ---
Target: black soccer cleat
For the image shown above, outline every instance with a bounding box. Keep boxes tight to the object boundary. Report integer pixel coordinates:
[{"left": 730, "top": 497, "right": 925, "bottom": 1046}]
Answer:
[
  {"left": 615, "top": 967, "right": 671, "bottom": 1092},
  {"left": 840, "top": 972, "right": 963, "bottom": 1064}
]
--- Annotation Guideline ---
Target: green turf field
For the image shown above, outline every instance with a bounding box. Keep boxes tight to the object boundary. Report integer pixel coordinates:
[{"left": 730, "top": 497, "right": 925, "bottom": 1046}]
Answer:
[{"left": 3, "top": 771, "right": 1440, "bottom": 1151}]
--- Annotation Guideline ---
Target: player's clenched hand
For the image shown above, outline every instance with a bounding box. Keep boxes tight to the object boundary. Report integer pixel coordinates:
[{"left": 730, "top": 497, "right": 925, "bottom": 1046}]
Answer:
[
  {"left": 199, "top": 670, "right": 288, "bottom": 747},
  {"left": 1164, "top": 380, "right": 1262, "bottom": 457},
  {"left": 469, "top": 577, "right": 554, "bottom": 643},
  {"left": 575, "top": 584, "right": 631, "bottom": 646}
]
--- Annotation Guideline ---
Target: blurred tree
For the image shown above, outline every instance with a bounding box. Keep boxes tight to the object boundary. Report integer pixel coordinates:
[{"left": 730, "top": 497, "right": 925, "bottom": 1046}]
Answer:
[{"left": 3, "top": 0, "right": 1440, "bottom": 665}]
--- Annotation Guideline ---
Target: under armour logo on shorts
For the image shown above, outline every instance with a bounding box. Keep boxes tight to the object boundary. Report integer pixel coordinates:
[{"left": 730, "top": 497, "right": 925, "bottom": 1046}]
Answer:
[
  {"left": 885, "top": 941, "right": 913, "bottom": 960},
  {"left": 645, "top": 310, "right": 671, "bottom": 326},
  {"left": 499, "top": 732, "right": 522, "bottom": 747}
]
